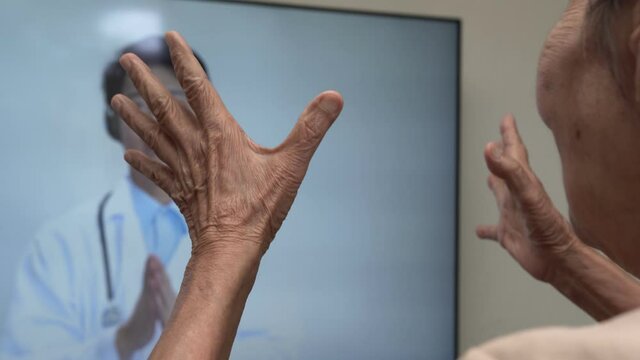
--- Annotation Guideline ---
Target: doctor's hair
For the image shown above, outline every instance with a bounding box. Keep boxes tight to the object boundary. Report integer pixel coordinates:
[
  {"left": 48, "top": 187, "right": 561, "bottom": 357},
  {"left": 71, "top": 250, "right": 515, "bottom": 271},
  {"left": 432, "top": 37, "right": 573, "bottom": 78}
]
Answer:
[{"left": 102, "top": 35, "right": 209, "bottom": 141}]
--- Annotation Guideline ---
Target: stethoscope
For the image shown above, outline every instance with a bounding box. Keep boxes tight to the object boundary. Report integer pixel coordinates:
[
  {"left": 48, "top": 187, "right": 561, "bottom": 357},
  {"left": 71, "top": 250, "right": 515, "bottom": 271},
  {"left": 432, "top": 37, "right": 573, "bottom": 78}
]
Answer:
[{"left": 97, "top": 192, "right": 122, "bottom": 328}]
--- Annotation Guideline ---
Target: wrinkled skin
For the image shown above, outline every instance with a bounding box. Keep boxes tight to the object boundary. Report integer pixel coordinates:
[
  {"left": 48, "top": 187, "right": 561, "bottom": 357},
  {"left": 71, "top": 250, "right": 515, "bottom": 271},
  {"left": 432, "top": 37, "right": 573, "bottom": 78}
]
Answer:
[
  {"left": 119, "top": 65, "right": 184, "bottom": 205},
  {"left": 537, "top": 0, "right": 640, "bottom": 275},
  {"left": 480, "top": 0, "right": 640, "bottom": 279},
  {"left": 110, "top": 31, "right": 343, "bottom": 265},
  {"left": 111, "top": 31, "right": 343, "bottom": 359},
  {"left": 476, "top": 115, "right": 578, "bottom": 283}
]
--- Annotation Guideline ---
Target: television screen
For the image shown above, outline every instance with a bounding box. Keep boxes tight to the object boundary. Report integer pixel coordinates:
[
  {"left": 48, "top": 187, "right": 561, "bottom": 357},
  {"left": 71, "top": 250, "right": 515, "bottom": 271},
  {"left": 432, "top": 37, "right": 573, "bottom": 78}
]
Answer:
[{"left": 0, "top": 0, "right": 459, "bottom": 359}]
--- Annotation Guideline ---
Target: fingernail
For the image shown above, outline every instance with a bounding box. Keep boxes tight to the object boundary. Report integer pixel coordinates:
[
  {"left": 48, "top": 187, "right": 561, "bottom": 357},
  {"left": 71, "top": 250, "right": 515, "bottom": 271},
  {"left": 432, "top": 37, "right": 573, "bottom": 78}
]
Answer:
[
  {"left": 119, "top": 55, "right": 132, "bottom": 70},
  {"left": 318, "top": 96, "right": 342, "bottom": 116},
  {"left": 110, "top": 95, "right": 122, "bottom": 110}
]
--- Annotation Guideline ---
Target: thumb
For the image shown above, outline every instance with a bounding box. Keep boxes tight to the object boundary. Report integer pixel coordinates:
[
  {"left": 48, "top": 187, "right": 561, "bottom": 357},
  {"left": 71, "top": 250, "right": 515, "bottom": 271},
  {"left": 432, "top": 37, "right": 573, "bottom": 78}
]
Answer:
[{"left": 279, "top": 91, "right": 343, "bottom": 159}]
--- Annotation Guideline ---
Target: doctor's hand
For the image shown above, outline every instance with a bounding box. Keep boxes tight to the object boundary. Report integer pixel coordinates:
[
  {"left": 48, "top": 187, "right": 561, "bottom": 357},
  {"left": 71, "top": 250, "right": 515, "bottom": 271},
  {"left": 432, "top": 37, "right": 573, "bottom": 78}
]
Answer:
[
  {"left": 115, "top": 256, "right": 171, "bottom": 359},
  {"left": 111, "top": 31, "right": 343, "bottom": 260},
  {"left": 476, "top": 115, "right": 580, "bottom": 283},
  {"left": 151, "top": 258, "right": 177, "bottom": 326}
]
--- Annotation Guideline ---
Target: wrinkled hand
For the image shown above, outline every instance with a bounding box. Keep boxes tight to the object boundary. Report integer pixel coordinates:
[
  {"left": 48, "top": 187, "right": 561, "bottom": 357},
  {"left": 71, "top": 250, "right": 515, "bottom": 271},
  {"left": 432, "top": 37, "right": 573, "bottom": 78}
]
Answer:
[
  {"left": 110, "top": 32, "right": 343, "bottom": 258},
  {"left": 116, "top": 256, "right": 175, "bottom": 359},
  {"left": 476, "top": 115, "right": 580, "bottom": 282}
]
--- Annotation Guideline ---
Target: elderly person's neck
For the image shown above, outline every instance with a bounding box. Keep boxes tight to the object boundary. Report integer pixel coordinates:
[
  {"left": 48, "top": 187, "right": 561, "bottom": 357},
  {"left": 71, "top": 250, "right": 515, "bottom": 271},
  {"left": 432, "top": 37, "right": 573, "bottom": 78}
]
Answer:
[{"left": 535, "top": 0, "right": 640, "bottom": 278}]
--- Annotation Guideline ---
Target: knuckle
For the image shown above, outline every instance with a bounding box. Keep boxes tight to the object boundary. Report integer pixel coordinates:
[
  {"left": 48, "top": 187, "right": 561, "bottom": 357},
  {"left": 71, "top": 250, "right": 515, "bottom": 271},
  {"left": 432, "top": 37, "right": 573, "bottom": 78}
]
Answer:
[
  {"left": 510, "top": 160, "right": 526, "bottom": 180},
  {"left": 519, "top": 173, "right": 550, "bottom": 212},
  {"left": 528, "top": 214, "right": 568, "bottom": 247},
  {"left": 143, "top": 125, "right": 163, "bottom": 150},
  {"left": 119, "top": 102, "right": 138, "bottom": 125},
  {"left": 301, "top": 118, "right": 322, "bottom": 142},
  {"left": 148, "top": 167, "right": 161, "bottom": 183},
  {"left": 522, "top": 195, "right": 569, "bottom": 246},
  {"left": 521, "top": 186, "right": 547, "bottom": 214},
  {"left": 127, "top": 153, "right": 141, "bottom": 168},
  {"left": 510, "top": 163, "right": 536, "bottom": 196},
  {"left": 184, "top": 76, "right": 209, "bottom": 98},
  {"left": 184, "top": 76, "right": 216, "bottom": 115},
  {"left": 151, "top": 95, "right": 177, "bottom": 122},
  {"left": 178, "top": 161, "right": 193, "bottom": 185}
]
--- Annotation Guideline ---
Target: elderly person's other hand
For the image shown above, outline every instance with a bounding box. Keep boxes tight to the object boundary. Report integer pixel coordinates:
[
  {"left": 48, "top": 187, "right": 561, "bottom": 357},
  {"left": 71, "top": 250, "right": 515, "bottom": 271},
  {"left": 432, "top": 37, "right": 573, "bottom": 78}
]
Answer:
[
  {"left": 476, "top": 114, "right": 578, "bottom": 282},
  {"left": 477, "top": 114, "right": 640, "bottom": 321},
  {"left": 110, "top": 31, "right": 343, "bottom": 359}
]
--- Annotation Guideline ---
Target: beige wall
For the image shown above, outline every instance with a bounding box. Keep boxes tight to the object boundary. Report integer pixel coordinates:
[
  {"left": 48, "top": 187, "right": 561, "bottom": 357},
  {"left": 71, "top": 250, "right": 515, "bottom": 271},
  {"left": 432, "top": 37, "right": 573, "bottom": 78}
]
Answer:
[{"left": 246, "top": 0, "right": 592, "bottom": 354}]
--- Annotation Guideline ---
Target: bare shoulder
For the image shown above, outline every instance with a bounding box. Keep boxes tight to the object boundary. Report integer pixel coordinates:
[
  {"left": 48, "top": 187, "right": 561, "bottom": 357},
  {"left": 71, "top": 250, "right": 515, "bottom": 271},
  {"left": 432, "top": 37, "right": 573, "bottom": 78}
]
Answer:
[{"left": 460, "top": 309, "right": 640, "bottom": 360}]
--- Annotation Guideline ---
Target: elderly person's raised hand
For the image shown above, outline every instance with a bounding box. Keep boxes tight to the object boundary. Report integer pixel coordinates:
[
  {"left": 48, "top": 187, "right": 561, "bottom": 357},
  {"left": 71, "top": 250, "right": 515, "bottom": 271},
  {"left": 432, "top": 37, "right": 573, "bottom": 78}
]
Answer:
[
  {"left": 476, "top": 115, "right": 578, "bottom": 282},
  {"left": 477, "top": 114, "right": 640, "bottom": 321},
  {"left": 112, "top": 32, "right": 343, "bottom": 259},
  {"left": 110, "top": 31, "right": 343, "bottom": 359}
]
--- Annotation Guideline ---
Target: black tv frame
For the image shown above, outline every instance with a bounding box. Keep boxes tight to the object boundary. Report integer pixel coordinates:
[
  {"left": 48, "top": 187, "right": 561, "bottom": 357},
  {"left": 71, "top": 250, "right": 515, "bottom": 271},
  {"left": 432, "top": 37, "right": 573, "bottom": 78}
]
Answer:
[{"left": 180, "top": 0, "right": 462, "bottom": 355}]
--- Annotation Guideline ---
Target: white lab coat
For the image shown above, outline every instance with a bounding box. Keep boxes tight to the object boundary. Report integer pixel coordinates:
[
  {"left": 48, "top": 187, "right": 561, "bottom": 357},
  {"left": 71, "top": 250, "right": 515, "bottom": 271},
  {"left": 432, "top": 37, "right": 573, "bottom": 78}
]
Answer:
[{"left": 1, "top": 179, "right": 291, "bottom": 360}]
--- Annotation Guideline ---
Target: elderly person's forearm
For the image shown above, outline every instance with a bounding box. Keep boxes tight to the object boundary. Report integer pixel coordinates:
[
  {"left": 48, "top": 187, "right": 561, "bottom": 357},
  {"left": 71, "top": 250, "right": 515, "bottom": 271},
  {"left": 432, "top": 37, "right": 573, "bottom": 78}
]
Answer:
[
  {"left": 550, "top": 240, "right": 640, "bottom": 321},
  {"left": 150, "top": 241, "right": 262, "bottom": 359}
]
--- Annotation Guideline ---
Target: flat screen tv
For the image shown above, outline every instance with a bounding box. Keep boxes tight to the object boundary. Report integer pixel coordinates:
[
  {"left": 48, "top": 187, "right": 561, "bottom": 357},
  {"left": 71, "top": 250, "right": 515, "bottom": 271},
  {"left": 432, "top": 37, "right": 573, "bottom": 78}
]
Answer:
[{"left": 0, "top": 0, "right": 459, "bottom": 358}]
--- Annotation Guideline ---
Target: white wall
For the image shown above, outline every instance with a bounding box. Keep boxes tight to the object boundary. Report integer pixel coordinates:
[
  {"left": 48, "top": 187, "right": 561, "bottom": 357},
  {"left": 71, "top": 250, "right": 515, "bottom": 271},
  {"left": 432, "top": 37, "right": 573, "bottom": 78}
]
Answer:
[{"left": 245, "top": 0, "right": 593, "bottom": 353}]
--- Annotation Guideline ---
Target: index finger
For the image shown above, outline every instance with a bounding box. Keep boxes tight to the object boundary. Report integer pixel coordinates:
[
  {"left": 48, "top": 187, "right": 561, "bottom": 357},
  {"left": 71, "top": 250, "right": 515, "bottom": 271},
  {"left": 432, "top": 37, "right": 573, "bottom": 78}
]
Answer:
[
  {"left": 119, "top": 53, "right": 196, "bottom": 144},
  {"left": 165, "top": 31, "right": 228, "bottom": 126},
  {"left": 500, "top": 114, "right": 528, "bottom": 162}
]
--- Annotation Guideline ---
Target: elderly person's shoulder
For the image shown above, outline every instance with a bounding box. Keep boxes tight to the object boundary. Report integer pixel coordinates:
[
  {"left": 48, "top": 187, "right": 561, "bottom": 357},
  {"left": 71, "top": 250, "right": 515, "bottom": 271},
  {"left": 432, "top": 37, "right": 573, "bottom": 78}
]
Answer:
[{"left": 460, "top": 308, "right": 640, "bottom": 360}]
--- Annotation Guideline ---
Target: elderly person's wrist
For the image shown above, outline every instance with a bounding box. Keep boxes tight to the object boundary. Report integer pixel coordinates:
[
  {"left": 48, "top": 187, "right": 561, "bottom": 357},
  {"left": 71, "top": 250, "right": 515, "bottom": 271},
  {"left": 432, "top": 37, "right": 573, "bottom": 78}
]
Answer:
[
  {"left": 150, "top": 241, "right": 263, "bottom": 360},
  {"left": 545, "top": 236, "right": 640, "bottom": 320},
  {"left": 185, "top": 231, "right": 265, "bottom": 296},
  {"left": 544, "top": 233, "right": 586, "bottom": 284},
  {"left": 191, "top": 229, "right": 268, "bottom": 261}
]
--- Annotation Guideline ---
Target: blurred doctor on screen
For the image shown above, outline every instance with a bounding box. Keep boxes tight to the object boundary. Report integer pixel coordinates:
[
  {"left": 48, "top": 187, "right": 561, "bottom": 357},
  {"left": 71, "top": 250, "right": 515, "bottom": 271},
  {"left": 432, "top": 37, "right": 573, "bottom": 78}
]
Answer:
[{"left": 0, "top": 36, "right": 288, "bottom": 360}]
